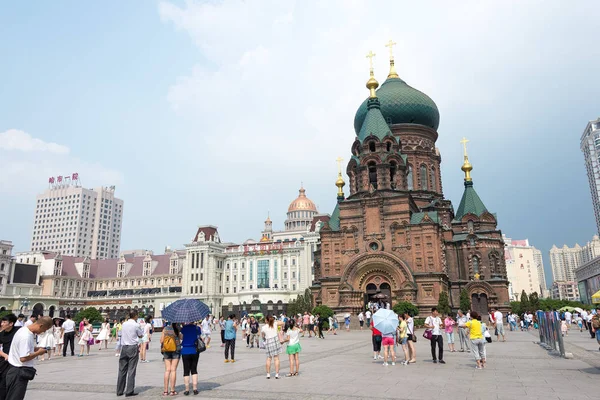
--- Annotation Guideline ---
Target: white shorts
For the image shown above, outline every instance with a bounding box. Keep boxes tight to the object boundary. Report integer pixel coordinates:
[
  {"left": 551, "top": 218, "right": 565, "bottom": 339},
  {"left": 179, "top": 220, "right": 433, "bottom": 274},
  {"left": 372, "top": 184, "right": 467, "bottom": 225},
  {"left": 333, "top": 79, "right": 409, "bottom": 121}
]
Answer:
[{"left": 203, "top": 331, "right": 211, "bottom": 337}]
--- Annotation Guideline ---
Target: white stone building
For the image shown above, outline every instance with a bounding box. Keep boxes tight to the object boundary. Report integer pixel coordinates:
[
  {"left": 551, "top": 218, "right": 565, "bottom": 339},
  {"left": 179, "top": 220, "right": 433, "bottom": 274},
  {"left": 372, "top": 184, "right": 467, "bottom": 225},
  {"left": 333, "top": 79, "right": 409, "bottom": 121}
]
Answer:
[
  {"left": 30, "top": 177, "right": 124, "bottom": 259},
  {"left": 580, "top": 118, "right": 600, "bottom": 235},
  {"left": 0, "top": 240, "right": 14, "bottom": 295},
  {"left": 551, "top": 281, "right": 580, "bottom": 301},
  {"left": 504, "top": 236, "right": 544, "bottom": 300}
]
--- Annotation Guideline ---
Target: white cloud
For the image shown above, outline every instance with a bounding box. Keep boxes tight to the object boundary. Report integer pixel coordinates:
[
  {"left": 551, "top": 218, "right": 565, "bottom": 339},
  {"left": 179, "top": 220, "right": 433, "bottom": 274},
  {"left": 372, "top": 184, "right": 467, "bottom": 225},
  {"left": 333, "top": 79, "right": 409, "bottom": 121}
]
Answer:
[
  {"left": 0, "top": 129, "right": 70, "bottom": 154},
  {"left": 0, "top": 129, "right": 124, "bottom": 196}
]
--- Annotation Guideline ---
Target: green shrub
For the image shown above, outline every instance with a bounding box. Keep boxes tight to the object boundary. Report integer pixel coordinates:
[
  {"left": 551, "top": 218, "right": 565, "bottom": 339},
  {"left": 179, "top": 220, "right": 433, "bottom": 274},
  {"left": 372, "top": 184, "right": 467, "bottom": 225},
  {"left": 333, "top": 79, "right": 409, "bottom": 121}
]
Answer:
[
  {"left": 392, "top": 302, "right": 419, "bottom": 317},
  {"left": 413, "top": 318, "right": 426, "bottom": 328}
]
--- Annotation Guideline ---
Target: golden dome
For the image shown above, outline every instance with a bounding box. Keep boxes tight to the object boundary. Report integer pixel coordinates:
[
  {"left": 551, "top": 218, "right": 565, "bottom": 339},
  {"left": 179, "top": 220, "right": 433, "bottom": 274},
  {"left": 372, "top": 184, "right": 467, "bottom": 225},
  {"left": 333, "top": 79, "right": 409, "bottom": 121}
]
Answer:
[{"left": 287, "top": 187, "right": 317, "bottom": 213}]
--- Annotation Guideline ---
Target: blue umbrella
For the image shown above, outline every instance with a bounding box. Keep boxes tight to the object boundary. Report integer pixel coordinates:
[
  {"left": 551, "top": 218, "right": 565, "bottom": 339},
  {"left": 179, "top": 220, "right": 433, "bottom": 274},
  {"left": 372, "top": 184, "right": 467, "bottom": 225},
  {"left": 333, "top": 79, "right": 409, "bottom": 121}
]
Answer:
[
  {"left": 373, "top": 308, "right": 399, "bottom": 335},
  {"left": 161, "top": 299, "right": 210, "bottom": 323}
]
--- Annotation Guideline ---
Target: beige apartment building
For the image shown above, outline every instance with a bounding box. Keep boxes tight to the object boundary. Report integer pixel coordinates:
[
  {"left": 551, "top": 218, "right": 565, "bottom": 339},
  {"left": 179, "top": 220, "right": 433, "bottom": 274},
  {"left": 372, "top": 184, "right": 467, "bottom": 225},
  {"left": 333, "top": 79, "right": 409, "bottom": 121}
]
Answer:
[{"left": 504, "top": 236, "right": 545, "bottom": 300}]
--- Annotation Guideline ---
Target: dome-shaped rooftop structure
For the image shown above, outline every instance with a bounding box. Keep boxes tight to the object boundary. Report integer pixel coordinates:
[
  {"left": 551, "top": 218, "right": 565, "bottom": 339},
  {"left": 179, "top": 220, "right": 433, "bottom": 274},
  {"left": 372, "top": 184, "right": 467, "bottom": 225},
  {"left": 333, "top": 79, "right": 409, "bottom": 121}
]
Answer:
[
  {"left": 285, "top": 186, "right": 318, "bottom": 231},
  {"left": 288, "top": 187, "right": 317, "bottom": 212},
  {"left": 354, "top": 77, "right": 440, "bottom": 133}
]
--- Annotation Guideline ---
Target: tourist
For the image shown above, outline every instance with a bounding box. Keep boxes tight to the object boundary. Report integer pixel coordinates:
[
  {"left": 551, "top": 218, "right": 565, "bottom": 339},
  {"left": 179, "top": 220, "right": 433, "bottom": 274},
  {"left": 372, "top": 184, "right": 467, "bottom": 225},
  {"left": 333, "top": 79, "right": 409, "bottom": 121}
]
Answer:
[
  {"left": 370, "top": 318, "right": 382, "bottom": 360},
  {"left": 116, "top": 310, "right": 143, "bottom": 397},
  {"left": 24, "top": 315, "right": 36, "bottom": 328},
  {"left": 301, "top": 312, "right": 311, "bottom": 338},
  {"left": 331, "top": 315, "right": 338, "bottom": 335},
  {"left": 586, "top": 310, "right": 595, "bottom": 339},
  {"left": 61, "top": 314, "right": 76, "bottom": 357},
  {"left": 309, "top": 313, "right": 316, "bottom": 335},
  {"left": 457, "top": 310, "right": 470, "bottom": 352},
  {"left": 425, "top": 307, "right": 445, "bottom": 364},
  {"left": 493, "top": 308, "right": 505, "bottom": 342},
  {"left": 283, "top": 318, "right": 301, "bottom": 376},
  {"left": 97, "top": 318, "right": 110, "bottom": 350},
  {"left": 591, "top": 307, "right": 600, "bottom": 351},
  {"left": 160, "top": 322, "right": 181, "bottom": 396},
  {"left": 218, "top": 316, "right": 225, "bottom": 347},
  {"left": 404, "top": 312, "right": 416, "bottom": 363},
  {"left": 249, "top": 316, "right": 260, "bottom": 348},
  {"left": 5, "top": 316, "right": 52, "bottom": 400},
  {"left": 52, "top": 318, "right": 63, "bottom": 357},
  {"left": 77, "top": 320, "right": 93, "bottom": 357},
  {"left": 201, "top": 315, "right": 212, "bottom": 348},
  {"left": 110, "top": 319, "right": 118, "bottom": 344},
  {"left": 358, "top": 312, "right": 365, "bottom": 330},
  {"left": 581, "top": 309, "right": 589, "bottom": 331},
  {"left": 327, "top": 315, "right": 334, "bottom": 334},
  {"left": 0, "top": 314, "right": 21, "bottom": 399},
  {"left": 139, "top": 315, "right": 152, "bottom": 363},
  {"left": 565, "top": 310, "right": 573, "bottom": 326},
  {"left": 365, "top": 309, "right": 372, "bottom": 327},
  {"left": 444, "top": 313, "right": 456, "bottom": 352},
  {"left": 14, "top": 315, "right": 24, "bottom": 328},
  {"left": 180, "top": 321, "right": 200, "bottom": 396},
  {"left": 397, "top": 314, "right": 409, "bottom": 365},
  {"left": 577, "top": 313, "right": 583, "bottom": 332},
  {"left": 224, "top": 314, "right": 237, "bottom": 363},
  {"left": 78, "top": 317, "right": 87, "bottom": 334},
  {"left": 344, "top": 313, "right": 351, "bottom": 331},
  {"left": 465, "top": 311, "right": 486, "bottom": 369},
  {"left": 507, "top": 312, "right": 517, "bottom": 331},
  {"left": 381, "top": 320, "right": 396, "bottom": 366},
  {"left": 315, "top": 314, "right": 325, "bottom": 339},
  {"left": 115, "top": 317, "right": 124, "bottom": 357},
  {"left": 561, "top": 318, "right": 569, "bottom": 337},
  {"left": 241, "top": 316, "right": 249, "bottom": 347},
  {"left": 36, "top": 318, "right": 55, "bottom": 361},
  {"left": 262, "top": 315, "right": 284, "bottom": 379}
]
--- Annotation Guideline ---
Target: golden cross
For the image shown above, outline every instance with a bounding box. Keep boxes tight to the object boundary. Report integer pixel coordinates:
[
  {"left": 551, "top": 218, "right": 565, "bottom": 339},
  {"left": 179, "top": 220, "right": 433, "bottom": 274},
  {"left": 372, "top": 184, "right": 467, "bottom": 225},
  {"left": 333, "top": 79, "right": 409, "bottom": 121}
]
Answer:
[
  {"left": 336, "top": 157, "right": 344, "bottom": 174},
  {"left": 366, "top": 50, "right": 376, "bottom": 70},
  {"left": 460, "top": 137, "right": 470, "bottom": 157},
  {"left": 385, "top": 39, "right": 396, "bottom": 59}
]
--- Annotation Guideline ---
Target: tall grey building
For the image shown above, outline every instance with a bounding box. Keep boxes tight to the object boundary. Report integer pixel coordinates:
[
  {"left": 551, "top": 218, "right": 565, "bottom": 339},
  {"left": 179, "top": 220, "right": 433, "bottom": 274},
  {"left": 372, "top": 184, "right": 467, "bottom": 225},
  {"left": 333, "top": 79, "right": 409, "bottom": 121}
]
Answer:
[
  {"left": 30, "top": 175, "right": 124, "bottom": 259},
  {"left": 581, "top": 118, "right": 600, "bottom": 234}
]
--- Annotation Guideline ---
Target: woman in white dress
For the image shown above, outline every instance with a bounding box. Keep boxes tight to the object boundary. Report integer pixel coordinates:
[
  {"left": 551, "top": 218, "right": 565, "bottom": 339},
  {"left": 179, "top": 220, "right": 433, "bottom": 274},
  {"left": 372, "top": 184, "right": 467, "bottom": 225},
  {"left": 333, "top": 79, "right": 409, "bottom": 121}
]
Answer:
[
  {"left": 38, "top": 321, "right": 56, "bottom": 361},
  {"left": 78, "top": 322, "right": 93, "bottom": 357},
  {"left": 96, "top": 318, "right": 110, "bottom": 350},
  {"left": 52, "top": 318, "right": 64, "bottom": 357}
]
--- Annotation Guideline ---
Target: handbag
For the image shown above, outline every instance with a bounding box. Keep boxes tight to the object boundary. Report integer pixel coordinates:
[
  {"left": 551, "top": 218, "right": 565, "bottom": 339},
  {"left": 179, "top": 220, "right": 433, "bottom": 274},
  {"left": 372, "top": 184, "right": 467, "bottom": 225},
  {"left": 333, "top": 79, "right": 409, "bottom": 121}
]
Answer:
[
  {"left": 408, "top": 322, "right": 417, "bottom": 342},
  {"left": 20, "top": 366, "right": 37, "bottom": 381},
  {"left": 423, "top": 329, "right": 433, "bottom": 340},
  {"left": 195, "top": 337, "right": 206, "bottom": 353}
]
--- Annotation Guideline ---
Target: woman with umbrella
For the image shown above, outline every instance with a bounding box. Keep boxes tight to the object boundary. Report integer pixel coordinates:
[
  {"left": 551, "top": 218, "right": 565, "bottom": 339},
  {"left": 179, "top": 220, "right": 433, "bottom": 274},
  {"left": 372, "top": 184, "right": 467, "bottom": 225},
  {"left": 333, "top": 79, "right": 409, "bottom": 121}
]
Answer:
[{"left": 373, "top": 309, "right": 398, "bottom": 366}]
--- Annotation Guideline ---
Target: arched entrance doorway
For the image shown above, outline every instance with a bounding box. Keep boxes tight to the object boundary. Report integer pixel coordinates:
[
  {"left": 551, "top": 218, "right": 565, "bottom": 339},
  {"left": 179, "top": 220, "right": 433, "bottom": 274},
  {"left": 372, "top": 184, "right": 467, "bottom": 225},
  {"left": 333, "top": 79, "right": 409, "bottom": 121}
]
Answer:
[
  {"left": 49, "top": 305, "right": 56, "bottom": 318},
  {"left": 471, "top": 293, "right": 489, "bottom": 317}
]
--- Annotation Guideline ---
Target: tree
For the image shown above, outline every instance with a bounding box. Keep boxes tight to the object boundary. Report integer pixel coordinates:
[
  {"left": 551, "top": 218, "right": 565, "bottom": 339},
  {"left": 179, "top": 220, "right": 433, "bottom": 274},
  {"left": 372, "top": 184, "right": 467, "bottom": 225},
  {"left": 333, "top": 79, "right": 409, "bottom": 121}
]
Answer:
[
  {"left": 510, "top": 301, "right": 521, "bottom": 315},
  {"left": 459, "top": 289, "right": 471, "bottom": 313},
  {"left": 304, "top": 289, "right": 313, "bottom": 311},
  {"left": 437, "top": 291, "right": 451, "bottom": 316},
  {"left": 0, "top": 310, "right": 13, "bottom": 320},
  {"left": 312, "top": 305, "right": 334, "bottom": 330},
  {"left": 392, "top": 302, "right": 419, "bottom": 317},
  {"left": 75, "top": 307, "right": 102, "bottom": 324},
  {"left": 529, "top": 292, "right": 540, "bottom": 311},
  {"left": 519, "top": 290, "right": 530, "bottom": 314}
]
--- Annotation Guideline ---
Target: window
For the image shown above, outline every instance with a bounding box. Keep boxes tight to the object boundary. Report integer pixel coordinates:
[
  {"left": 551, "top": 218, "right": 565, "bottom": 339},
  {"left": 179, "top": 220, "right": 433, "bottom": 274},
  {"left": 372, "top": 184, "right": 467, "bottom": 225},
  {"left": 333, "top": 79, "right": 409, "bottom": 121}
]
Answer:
[
  {"left": 257, "top": 260, "right": 270, "bottom": 289},
  {"left": 472, "top": 256, "right": 480, "bottom": 275},
  {"left": 249, "top": 261, "right": 253, "bottom": 280},
  {"left": 430, "top": 168, "right": 436, "bottom": 192},
  {"left": 420, "top": 165, "right": 428, "bottom": 190},
  {"left": 390, "top": 162, "right": 397, "bottom": 188},
  {"left": 467, "top": 220, "right": 474, "bottom": 232},
  {"left": 368, "top": 162, "right": 377, "bottom": 189},
  {"left": 407, "top": 166, "right": 413, "bottom": 190}
]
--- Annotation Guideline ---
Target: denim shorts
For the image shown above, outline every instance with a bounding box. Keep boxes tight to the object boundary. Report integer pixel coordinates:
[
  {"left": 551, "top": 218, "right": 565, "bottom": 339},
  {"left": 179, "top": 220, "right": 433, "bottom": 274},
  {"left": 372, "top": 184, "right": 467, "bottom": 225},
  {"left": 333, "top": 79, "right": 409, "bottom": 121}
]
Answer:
[
  {"left": 162, "top": 351, "right": 180, "bottom": 360},
  {"left": 399, "top": 336, "right": 408, "bottom": 345}
]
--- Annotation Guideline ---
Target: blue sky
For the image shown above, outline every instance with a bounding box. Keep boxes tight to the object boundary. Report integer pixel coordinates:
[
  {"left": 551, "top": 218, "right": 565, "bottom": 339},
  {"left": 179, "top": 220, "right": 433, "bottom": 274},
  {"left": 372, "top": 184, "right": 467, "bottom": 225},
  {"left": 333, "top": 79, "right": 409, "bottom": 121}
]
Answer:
[{"left": 1, "top": 1, "right": 599, "bottom": 289}]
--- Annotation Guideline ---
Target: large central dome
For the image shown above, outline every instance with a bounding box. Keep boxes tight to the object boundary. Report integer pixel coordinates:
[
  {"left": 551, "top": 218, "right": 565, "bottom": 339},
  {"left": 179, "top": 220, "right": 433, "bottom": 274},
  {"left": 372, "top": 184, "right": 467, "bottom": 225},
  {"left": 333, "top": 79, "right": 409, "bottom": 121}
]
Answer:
[{"left": 354, "top": 77, "right": 440, "bottom": 134}]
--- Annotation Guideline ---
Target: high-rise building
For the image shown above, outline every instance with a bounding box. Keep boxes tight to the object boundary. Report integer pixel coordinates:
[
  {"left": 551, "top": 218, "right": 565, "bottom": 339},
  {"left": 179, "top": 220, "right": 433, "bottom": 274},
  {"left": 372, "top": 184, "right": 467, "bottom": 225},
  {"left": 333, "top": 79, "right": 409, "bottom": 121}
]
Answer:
[
  {"left": 503, "top": 236, "right": 544, "bottom": 300},
  {"left": 0, "top": 240, "right": 14, "bottom": 295},
  {"left": 550, "top": 235, "right": 600, "bottom": 283},
  {"left": 30, "top": 175, "right": 124, "bottom": 259},
  {"left": 551, "top": 281, "right": 580, "bottom": 301},
  {"left": 532, "top": 248, "right": 547, "bottom": 294},
  {"left": 581, "top": 118, "right": 600, "bottom": 234}
]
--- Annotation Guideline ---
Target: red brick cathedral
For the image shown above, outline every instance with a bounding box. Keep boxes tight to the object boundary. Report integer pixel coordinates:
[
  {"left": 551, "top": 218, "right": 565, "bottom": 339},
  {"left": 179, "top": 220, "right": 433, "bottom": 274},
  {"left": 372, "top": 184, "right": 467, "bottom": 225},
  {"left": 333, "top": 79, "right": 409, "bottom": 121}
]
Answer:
[{"left": 313, "top": 48, "right": 509, "bottom": 316}]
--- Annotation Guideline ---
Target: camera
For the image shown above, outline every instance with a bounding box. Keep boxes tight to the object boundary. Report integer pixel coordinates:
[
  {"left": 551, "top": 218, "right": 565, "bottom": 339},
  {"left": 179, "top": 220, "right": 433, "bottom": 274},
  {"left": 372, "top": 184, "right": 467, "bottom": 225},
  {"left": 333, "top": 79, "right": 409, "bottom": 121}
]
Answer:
[{"left": 44, "top": 347, "right": 51, "bottom": 351}]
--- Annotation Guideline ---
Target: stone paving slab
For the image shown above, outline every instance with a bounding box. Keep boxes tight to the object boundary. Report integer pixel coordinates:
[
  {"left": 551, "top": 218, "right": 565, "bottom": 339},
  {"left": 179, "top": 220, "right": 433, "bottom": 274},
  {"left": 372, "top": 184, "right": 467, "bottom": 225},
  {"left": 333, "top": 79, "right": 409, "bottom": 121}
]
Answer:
[{"left": 25, "top": 330, "right": 598, "bottom": 400}]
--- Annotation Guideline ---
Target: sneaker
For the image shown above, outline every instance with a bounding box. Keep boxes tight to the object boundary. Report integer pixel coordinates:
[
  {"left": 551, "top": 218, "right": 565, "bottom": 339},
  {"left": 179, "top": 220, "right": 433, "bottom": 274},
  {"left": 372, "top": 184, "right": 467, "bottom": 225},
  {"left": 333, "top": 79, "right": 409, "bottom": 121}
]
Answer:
[
  {"left": 224, "top": 360, "right": 230, "bottom": 363},
  {"left": 383, "top": 362, "right": 388, "bottom": 366},
  {"left": 475, "top": 366, "right": 482, "bottom": 369},
  {"left": 373, "top": 356, "right": 377, "bottom": 360},
  {"left": 231, "top": 359, "right": 235, "bottom": 363},
  {"left": 378, "top": 355, "right": 384, "bottom": 359},
  {"left": 391, "top": 362, "right": 396, "bottom": 366}
]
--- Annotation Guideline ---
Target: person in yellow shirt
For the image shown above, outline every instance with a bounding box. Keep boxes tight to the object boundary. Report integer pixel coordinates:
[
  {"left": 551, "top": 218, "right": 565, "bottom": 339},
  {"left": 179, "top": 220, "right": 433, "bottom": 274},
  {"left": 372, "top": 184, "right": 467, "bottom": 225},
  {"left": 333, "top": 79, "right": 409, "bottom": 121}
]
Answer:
[
  {"left": 465, "top": 311, "right": 486, "bottom": 369},
  {"left": 397, "top": 314, "right": 410, "bottom": 365}
]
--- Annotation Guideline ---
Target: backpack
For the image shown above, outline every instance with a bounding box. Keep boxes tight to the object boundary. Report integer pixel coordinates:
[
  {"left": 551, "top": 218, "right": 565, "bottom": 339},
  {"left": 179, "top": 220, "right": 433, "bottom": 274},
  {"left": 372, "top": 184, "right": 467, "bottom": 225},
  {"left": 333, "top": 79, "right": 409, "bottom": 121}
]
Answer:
[
  {"left": 162, "top": 334, "right": 176, "bottom": 352},
  {"left": 592, "top": 315, "right": 600, "bottom": 330}
]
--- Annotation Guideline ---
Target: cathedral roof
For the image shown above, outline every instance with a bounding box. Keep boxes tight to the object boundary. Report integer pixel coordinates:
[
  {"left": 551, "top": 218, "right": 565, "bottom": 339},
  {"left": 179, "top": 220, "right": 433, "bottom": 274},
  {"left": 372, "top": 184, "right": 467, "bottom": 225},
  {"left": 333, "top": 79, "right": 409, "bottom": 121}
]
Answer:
[
  {"left": 410, "top": 211, "right": 440, "bottom": 225},
  {"left": 288, "top": 186, "right": 317, "bottom": 212},
  {"left": 357, "top": 97, "right": 393, "bottom": 143},
  {"left": 454, "top": 180, "right": 489, "bottom": 221},
  {"left": 354, "top": 77, "right": 440, "bottom": 134},
  {"left": 328, "top": 203, "right": 340, "bottom": 231}
]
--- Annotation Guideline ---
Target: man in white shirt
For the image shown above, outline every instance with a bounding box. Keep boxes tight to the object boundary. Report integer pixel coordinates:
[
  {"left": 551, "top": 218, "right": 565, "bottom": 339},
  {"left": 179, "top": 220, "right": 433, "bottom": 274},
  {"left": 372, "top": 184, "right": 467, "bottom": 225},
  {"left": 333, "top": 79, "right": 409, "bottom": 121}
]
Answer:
[
  {"left": 116, "top": 310, "right": 143, "bottom": 397},
  {"left": 365, "top": 310, "right": 372, "bottom": 327},
  {"left": 492, "top": 308, "right": 505, "bottom": 342},
  {"left": 457, "top": 310, "right": 470, "bottom": 352},
  {"left": 424, "top": 307, "right": 445, "bottom": 364},
  {"left": 61, "top": 314, "right": 76, "bottom": 357},
  {"left": 13, "top": 316, "right": 24, "bottom": 328},
  {"left": 5, "top": 316, "right": 52, "bottom": 400},
  {"left": 564, "top": 311, "right": 572, "bottom": 325},
  {"left": 358, "top": 312, "right": 365, "bottom": 330},
  {"left": 201, "top": 316, "right": 212, "bottom": 348},
  {"left": 23, "top": 316, "right": 36, "bottom": 328}
]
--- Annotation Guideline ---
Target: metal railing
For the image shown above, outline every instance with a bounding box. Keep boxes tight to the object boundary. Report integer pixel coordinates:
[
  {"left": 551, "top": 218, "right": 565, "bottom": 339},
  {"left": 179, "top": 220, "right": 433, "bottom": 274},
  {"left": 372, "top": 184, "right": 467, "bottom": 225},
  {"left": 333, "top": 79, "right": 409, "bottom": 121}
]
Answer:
[{"left": 536, "top": 310, "right": 565, "bottom": 357}]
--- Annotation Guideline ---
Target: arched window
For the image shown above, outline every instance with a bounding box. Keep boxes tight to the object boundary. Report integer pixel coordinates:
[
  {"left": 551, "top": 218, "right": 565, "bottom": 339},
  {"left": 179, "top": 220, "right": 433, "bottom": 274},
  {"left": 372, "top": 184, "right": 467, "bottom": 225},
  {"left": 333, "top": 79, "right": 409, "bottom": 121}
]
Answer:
[
  {"left": 420, "top": 165, "right": 428, "bottom": 190},
  {"left": 369, "top": 141, "right": 376, "bottom": 152},
  {"left": 407, "top": 166, "right": 413, "bottom": 190},
  {"left": 430, "top": 168, "right": 436, "bottom": 192},
  {"left": 386, "top": 142, "right": 391, "bottom": 152},
  {"left": 467, "top": 220, "right": 474, "bottom": 232},
  {"left": 472, "top": 256, "right": 480, "bottom": 274},
  {"left": 389, "top": 162, "right": 397, "bottom": 189},
  {"left": 368, "top": 162, "right": 378, "bottom": 189}
]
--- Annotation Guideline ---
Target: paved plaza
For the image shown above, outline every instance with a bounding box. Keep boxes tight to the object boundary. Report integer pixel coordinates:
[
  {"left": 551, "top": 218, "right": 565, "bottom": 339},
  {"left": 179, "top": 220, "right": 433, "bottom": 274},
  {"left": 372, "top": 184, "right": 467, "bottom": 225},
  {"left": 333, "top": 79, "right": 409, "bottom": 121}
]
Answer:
[{"left": 25, "top": 328, "right": 599, "bottom": 400}]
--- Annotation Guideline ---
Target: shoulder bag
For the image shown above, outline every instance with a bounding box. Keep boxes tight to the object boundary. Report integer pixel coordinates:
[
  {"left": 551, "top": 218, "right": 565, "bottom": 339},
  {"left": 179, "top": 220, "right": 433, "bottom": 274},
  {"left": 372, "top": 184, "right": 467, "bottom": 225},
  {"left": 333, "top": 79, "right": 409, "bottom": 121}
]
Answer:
[{"left": 20, "top": 366, "right": 36, "bottom": 381}]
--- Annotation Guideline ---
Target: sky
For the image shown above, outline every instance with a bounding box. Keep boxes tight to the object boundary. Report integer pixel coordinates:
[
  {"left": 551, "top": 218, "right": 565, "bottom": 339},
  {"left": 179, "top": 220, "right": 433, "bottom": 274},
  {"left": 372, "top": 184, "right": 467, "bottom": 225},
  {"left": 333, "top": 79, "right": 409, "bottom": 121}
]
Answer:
[{"left": 1, "top": 1, "right": 599, "bottom": 289}]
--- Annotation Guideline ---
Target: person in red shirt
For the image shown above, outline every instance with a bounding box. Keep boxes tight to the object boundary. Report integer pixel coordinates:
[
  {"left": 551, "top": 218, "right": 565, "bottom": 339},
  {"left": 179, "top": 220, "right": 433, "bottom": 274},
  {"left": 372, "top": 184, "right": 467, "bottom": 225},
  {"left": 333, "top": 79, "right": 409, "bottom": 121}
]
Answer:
[{"left": 371, "top": 320, "right": 382, "bottom": 360}]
